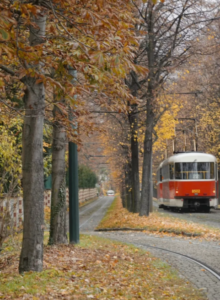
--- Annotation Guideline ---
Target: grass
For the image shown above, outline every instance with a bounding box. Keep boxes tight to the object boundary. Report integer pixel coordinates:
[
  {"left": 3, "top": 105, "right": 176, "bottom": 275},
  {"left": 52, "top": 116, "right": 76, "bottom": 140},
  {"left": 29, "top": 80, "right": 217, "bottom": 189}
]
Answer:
[
  {"left": 0, "top": 234, "right": 206, "bottom": 300},
  {"left": 96, "top": 196, "right": 220, "bottom": 241}
]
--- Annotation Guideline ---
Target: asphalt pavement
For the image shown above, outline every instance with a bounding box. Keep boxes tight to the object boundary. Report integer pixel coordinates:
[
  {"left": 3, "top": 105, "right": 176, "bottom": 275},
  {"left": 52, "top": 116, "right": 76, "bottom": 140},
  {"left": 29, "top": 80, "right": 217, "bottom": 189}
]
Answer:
[
  {"left": 79, "top": 195, "right": 115, "bottom": 232},
  {"left": 155, "top": 201, "right": 220, "bottom": 229}
]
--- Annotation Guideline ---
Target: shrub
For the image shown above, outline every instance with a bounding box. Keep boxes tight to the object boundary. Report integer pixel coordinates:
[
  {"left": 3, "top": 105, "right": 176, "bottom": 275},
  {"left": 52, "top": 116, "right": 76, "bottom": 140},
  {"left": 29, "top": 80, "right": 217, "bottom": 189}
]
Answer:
[{"left": 78, "top": 165, "right": 98, "bottom": 189}]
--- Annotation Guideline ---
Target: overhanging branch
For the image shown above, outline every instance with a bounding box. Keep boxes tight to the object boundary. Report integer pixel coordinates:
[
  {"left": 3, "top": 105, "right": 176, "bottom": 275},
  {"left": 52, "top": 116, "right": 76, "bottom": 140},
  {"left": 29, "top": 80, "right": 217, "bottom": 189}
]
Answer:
[{"left": 0, "top": 65, "right": 15, "bottom": 76}]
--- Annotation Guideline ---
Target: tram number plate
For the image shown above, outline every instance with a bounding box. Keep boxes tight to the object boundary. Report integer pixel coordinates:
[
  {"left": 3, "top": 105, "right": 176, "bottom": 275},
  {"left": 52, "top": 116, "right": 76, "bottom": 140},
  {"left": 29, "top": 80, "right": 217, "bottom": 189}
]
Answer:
[{"left": 192, "top": 189, "right": 200, "bottom": 193}]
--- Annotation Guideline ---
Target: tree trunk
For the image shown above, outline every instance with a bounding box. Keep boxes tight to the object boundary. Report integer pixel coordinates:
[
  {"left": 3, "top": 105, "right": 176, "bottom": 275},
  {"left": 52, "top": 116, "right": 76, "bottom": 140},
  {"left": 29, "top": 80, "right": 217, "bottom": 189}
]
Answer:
[
  {"left": 19, "top": 13, "right": 47, "bottom": 273},
  {"left": 140, "top": 1, "right": 155, "bottom": 216},
  {"left": 125, "top": 162, "right": 132, "bottom": 211},
  {"left": 126, "top": 70, "right": 140, "bottom": 213},
  {"left": 121, "top": 171, "right": 126, "bottom": 208},
  {"left": 140, "top": 99, "right": 154, "bottom": 216},
  {"left": 49, "top": 107, "right": 68, "bottom": 245},
  {"left": 129, "top": 105, "right": 140, "bottom": 212},
  {"left": 149, "top": 158, "right": 153, "bottom": 212}
]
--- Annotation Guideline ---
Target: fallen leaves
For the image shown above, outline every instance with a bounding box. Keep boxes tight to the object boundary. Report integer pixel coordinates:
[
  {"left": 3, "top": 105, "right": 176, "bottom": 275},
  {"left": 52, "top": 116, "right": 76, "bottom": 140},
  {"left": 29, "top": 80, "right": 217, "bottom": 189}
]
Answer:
[
  {"left": 97, "top": 196, "right": 220, "bottom": 241},
  {"left": 0, "top": 235, "right": 206, "bottom": 300}
]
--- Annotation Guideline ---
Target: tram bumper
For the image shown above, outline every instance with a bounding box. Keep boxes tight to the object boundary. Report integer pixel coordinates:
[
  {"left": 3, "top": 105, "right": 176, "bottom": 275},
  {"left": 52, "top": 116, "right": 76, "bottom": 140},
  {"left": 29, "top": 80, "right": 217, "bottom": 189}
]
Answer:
[
  {"left": 169, "top": 199, "right": 184, "bottom": 207},
  {"left": 182, "top": 198, "right": 218, "bottom": 209},
  {"left": 210, "top": 198, "right": 218, "bottom": 208}
]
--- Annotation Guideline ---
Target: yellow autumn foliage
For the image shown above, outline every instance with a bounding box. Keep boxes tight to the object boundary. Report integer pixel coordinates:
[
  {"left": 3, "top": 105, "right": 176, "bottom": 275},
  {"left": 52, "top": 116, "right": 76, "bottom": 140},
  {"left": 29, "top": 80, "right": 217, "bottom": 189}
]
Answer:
[{"left": 0, "top": 111, "right": 22, "bottom": 196}]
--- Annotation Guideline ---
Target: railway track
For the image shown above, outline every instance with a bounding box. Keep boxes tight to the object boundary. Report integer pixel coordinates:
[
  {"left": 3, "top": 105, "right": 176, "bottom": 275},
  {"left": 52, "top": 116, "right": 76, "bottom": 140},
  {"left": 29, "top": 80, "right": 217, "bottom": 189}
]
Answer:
[
  {"left": 80, "top": 197, "right": 220, "bottom": 281},
  {"left": 135, "top": 242, "right": 220, "bottom": 281},
  {"left": 78, "top": 196, "right": 220, "bottom": 299},
  {"left": 79, "top": 196, "right": 220, "bottom": 298}
]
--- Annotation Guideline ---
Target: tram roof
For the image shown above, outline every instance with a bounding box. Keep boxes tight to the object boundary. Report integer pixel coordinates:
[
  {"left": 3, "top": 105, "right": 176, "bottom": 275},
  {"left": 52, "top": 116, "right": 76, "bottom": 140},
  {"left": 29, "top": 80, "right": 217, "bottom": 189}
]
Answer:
[{"left": 158, "top": 152, "right": 217, "bottom": 168}]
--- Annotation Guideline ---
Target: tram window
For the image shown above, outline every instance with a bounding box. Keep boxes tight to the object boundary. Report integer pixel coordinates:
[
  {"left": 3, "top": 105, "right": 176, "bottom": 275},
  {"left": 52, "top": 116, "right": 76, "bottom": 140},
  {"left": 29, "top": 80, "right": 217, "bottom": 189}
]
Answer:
[
  {"left": 210, "top": 163, "right": 214, "bottom": 179},
  {"left": 160, "top": 168, "right": 162, "bottom": 181},
  {"left": 175, "top": 163, "right": 181, "bottom": 179},
  {"left": 162, "top": 166, "right": 165, "bottom": 180},
  {"left": 165, "top": 165, "right": 167, "bottom": 179},
  {"left": 175, "top": 162, "right": 215, "bottom": 180},
  {"left": 162, "top": 165, "right": 169, "bottom": 180},
  {"left": 169, "top": 164, "right": 174, "bottom": 179}
]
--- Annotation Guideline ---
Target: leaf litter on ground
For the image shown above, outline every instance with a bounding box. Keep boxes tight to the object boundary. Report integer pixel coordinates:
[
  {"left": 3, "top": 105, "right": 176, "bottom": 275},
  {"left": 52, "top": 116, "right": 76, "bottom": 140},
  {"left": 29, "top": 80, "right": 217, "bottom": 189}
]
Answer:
[
  {"left": 96, "top": 196, "right": 220, "bottom": 241},
  {"left": 0, "top": 234, "right": 207, "bottom": 299}
]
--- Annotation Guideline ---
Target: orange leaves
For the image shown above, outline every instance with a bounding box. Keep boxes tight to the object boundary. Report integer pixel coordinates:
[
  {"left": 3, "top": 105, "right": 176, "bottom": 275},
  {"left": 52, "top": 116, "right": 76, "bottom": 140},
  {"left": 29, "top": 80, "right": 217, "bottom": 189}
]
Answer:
[
  {"left": 0, "top": 235, "right": 206, "bottom": 300},
  {"left": 20, "top": 3, "right": 38, "bottom": 16},
  {"left": 98, "top": 197, "right": 220, "bottom": 241},
  {"left": 96, "top": 0, "right": 104, "bottom": 11},
  {"left": 0, "top": 0, "right": 142, "bottom": 142},
  {"left": 49, "top": 25, "right": 56, "bottom": 35},
  {"left": 152, "top": 0, "right": 165, "bottom": 4},
  {"left": 90, "top": 51, "right": 105, "bottom": 68}
]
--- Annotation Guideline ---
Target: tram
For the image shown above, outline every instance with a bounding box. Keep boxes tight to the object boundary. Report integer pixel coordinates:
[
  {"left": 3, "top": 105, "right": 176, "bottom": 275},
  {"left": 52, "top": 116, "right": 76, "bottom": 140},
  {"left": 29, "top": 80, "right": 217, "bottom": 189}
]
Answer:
[{"left": 156, "top": 152, "right": 218, "bottom": 212}]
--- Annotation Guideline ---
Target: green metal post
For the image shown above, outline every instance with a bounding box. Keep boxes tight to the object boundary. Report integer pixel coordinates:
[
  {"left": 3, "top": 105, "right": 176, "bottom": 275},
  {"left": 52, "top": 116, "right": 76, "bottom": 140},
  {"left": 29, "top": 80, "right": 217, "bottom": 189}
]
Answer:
[
  {"left": 69, "top": 141, "right": 79, "bottom": 243},
  {"left": 68, "top": 66, "right": 79, "bottom": 244}
]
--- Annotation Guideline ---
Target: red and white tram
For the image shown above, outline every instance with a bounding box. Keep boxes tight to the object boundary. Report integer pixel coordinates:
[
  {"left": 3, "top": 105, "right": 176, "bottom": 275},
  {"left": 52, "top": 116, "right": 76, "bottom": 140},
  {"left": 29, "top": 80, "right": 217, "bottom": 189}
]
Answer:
[{"left": 157, "top": 152, "right": 218, "bottom": 212}]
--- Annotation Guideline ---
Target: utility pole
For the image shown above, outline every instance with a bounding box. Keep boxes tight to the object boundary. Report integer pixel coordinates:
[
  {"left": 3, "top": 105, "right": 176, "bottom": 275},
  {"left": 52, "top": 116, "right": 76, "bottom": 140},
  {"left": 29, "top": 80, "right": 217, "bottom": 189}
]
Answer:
[
  {"left": 68, "top": 67, "right": 79, "bottom": 244},
  {"left": 69, "top": 142, "right": 79, "bottom": 243}
]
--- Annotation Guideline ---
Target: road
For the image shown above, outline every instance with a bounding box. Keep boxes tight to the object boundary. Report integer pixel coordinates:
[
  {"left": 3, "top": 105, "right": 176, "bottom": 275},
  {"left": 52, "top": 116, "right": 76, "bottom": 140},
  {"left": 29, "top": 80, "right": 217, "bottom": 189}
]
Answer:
[
  {"left": 79, "top": 195, "right": 115, "bottom": 232},
  {"left": 80, "top": 196, "right": 220, "bottom": 300},
  {"left": 155, "top": 201, "right": 220, "bottom": 229}
]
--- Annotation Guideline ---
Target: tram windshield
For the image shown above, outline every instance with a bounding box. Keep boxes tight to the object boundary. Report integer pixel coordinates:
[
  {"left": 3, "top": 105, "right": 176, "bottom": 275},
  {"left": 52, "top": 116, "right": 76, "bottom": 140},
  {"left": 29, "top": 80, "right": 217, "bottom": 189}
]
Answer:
[{"left": 175, "top": 162, "right": 215, "bottom": 180}]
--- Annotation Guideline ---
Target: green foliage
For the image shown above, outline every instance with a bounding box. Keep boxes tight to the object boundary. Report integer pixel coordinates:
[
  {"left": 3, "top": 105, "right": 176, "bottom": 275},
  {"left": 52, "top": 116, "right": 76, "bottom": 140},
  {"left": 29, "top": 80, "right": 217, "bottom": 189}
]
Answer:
[
  {"left": 43, "top": 124, "right": 53, "bottom": 181},
  {"left": 78, "top": 165, "right": 98, "bottom": 189},
  {"left": 0, "top": 117, "right": 23, "bottom": 247},
  {"left": 0, "top": 118, "right": 22, "bottom": 196}
]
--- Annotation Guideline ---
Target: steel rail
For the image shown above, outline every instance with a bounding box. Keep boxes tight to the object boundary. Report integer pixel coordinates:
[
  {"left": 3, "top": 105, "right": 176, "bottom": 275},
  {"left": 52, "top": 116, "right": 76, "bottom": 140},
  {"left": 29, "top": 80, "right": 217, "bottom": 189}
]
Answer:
[{"left": 136, "top": 242, "right": 220, "bottom": 281}]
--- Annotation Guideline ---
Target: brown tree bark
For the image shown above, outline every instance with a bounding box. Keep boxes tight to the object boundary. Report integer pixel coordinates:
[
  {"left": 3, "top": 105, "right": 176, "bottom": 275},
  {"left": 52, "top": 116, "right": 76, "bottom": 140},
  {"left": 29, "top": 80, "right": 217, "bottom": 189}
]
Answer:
[
  {"left": 140, "top": 1, "right": 155, "bottom": 216},
  {"left": 128, "top": 106, "right": 140, "bottom": 213},
  {"left": 48, "top": 106, "right": 68, "bottom": 245},
  {"left": 140, "top": 99, "right": 154, "bottom": 216},
  {"left": 126, "top": 71, "right": 140, "bottom": 213},
  {"left": 125, "top": 161, "right": 133, "bottom": 211},
  {"left": 19, "top": 14, "right": 47, "bottom": 273}
]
